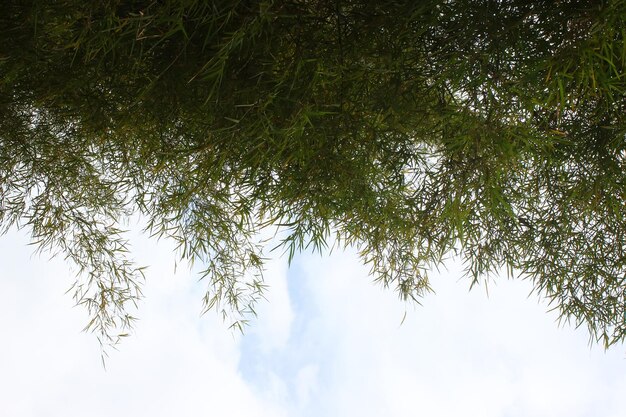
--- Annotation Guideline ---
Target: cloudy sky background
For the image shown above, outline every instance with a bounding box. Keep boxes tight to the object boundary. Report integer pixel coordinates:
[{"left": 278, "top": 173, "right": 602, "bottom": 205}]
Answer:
[{"left": 1, "top": 224, "right": 625, "bottom": 417}]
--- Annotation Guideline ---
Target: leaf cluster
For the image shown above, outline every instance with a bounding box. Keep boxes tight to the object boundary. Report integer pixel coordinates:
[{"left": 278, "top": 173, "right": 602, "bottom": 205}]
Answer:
[{"left": 1, "top": 0, "right": 625, "bottom": 347}]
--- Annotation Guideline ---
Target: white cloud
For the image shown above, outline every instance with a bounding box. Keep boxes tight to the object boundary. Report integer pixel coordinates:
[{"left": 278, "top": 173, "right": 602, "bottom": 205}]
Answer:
[
  {"left": 0, "top": 227, "right": 287, "bottom": 417},
  {"left": 294, "top": 364, "right": 319, "bottom": 408},
  {"left": 1, "top": 227, "right": 625, "bottom": 417},
  {"left": 249, "top": 253, "right": 293, "bottom": 353},
  {"left": 288, "top": 248, "right": 626, "bottom": 417}
]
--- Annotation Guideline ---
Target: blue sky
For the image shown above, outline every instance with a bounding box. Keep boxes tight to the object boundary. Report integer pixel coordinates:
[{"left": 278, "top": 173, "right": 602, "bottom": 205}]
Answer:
[{"left": 1, "top": 225, "right": 625, "bottom": 417}]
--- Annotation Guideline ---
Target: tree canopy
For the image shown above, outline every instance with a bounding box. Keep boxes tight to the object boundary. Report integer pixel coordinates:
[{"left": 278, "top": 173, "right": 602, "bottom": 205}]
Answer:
[{"left": 1, "top": 0, "right": 625, "bottom": 348}]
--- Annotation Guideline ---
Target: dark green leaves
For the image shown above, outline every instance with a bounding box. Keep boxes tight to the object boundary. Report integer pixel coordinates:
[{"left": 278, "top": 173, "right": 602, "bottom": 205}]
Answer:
[{"left": 1, "top": 0, "right": 625, "bottom": 348}]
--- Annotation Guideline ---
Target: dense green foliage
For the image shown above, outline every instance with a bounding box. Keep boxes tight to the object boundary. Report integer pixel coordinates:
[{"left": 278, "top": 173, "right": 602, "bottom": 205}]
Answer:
[{"left": 1, "top": 0, "right": 625, "bottom": 348}]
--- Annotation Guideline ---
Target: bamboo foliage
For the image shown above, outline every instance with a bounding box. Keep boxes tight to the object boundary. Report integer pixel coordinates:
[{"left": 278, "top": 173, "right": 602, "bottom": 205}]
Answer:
[{"left": 1, "top": 0, "right": 625, "bottom": 348}]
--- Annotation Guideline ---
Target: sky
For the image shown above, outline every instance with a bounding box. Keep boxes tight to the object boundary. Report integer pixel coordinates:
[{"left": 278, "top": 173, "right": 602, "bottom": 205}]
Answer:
[{"left": 1, "top": 224, "right": 625, "bottom": 417}]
